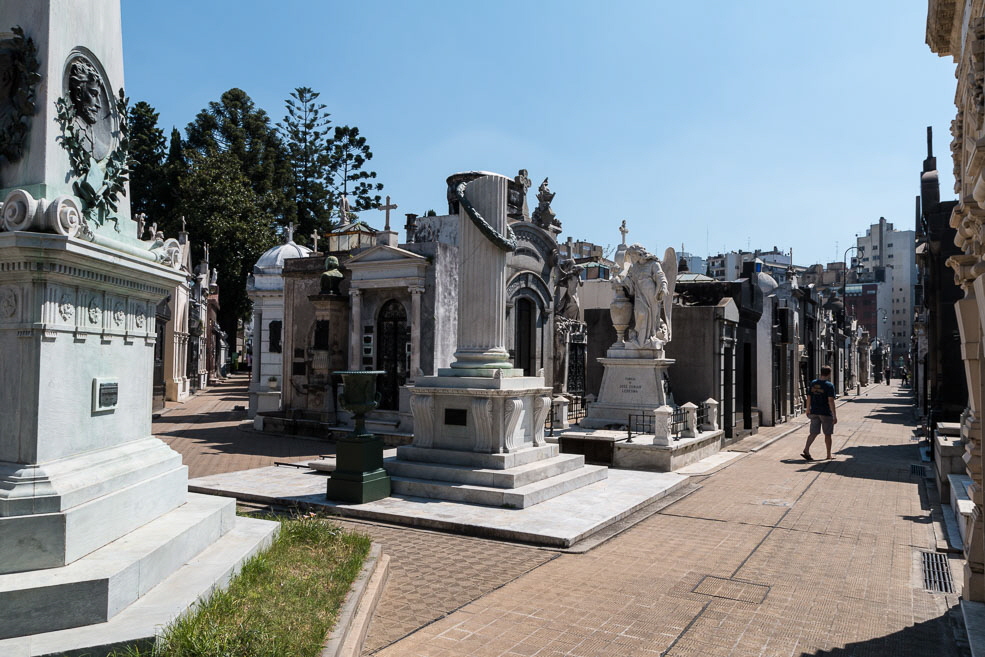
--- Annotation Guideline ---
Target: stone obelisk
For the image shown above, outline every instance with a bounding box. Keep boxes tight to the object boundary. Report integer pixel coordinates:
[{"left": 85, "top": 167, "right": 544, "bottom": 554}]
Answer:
[{"left": 0, "top": 1, "right": 275, "bottom": 649}]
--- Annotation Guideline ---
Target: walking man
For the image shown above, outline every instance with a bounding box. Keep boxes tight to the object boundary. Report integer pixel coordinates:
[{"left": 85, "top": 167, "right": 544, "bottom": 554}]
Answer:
[{"left": 802, "top": 365, "right": 837, "bottom": 461}]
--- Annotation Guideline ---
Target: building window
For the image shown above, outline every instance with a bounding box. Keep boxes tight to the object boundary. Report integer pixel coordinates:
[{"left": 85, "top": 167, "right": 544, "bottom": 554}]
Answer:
[{"left": 269, "top": 320, "right": 282, "bottom": 353}]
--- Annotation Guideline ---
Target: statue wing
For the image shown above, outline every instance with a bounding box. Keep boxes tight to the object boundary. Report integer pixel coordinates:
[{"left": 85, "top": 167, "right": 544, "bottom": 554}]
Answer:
[{"left": 662, "top": 247, "right": 678, "bottom": 338}]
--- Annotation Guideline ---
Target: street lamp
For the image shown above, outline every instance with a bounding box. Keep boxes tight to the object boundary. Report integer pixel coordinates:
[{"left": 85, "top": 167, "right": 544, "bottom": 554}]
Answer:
[{"left": 841, "top": 245, "right": 863, "bottom": 314}]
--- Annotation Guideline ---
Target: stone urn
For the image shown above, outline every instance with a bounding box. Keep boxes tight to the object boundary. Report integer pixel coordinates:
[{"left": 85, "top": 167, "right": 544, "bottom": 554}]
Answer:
[
  {"left": 327, "top": 370, "right": 391, "bottom": 504},
  {"left": 609, "top": 288, "right": 633, "bottom": 343}
]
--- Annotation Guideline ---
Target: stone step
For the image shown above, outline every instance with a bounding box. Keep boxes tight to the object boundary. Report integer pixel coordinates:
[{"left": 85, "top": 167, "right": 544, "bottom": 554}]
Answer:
[
  {"left": 0, "top": 513, "right": 278, "bottom": 657},
  {"left": 0, "top": 493, "right": 237, "bottom": 640},
  {"left": 383, "top": 453, "right": 587, "bottom": 489},
  {"left": 395, "top": 444, "right": 559, "bottom": 470},
  {"left": 390, "top": 464, "right": 608, "bottom": 509}
]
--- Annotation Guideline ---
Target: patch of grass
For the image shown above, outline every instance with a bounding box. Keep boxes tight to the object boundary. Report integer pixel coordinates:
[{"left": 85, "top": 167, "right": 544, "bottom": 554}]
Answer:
[{"left": 108, "top": 513, "right": 370, "bottom": 657}]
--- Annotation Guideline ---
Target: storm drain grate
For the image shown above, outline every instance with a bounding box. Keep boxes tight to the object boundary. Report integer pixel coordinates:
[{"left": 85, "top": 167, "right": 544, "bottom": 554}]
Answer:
[
  {"left": 911, "top": 464, "right": 928, "bottom": 476},
  {"left": 921, "top": 551, "right": 955, "bottom": 593}
]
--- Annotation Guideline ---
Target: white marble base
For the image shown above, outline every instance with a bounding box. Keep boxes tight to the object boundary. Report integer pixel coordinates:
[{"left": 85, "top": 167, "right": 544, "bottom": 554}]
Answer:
[
  {"left": 248, "top": 389, "right": 281, "bottom": 418},
  {"left": 581, "top": 356, "right": 674, "bottom": 429},
  {"left": 613, "top": 430, "right": 725, "bottom": 472}
]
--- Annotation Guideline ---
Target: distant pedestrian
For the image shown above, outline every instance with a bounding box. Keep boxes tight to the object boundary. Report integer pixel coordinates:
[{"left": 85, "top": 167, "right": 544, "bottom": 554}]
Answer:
[
  {"left": 902, "top": 369, "right": 909, "bottom": 386},
  {"left": 885, "top": 367, "right": 891, "bottom": 384},
  {"left": 802, "top": 365, "right": 837, "bottom": 461}
]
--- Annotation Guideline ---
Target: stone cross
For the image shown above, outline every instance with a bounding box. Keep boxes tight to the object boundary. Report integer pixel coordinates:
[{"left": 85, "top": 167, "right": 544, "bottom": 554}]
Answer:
[
  {"left": 310, "top": 230, "right": 320, "bottom": 252},
  {"left": 286, "top": 221, "right": 295, "bottom": 243},
  {"left": 180, "top": 216, "right": 186, "bottom": 233},
  {"left": 619, "top": 220, "right": 628, "bottom": 245},
  {"left": 378, "top": 195, "right": 398, "bottom": 231}
]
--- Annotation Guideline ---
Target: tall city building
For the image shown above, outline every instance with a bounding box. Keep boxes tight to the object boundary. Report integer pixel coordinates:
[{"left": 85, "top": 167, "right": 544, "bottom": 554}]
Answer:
[{"left": 855, "top": 217, "right": 916, "bottom": 364}]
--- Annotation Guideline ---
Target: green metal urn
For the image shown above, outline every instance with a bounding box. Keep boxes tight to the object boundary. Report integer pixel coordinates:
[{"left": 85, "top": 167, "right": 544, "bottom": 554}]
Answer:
[{"left": 326, "top": 370, "right": 391, "bottom": 504}]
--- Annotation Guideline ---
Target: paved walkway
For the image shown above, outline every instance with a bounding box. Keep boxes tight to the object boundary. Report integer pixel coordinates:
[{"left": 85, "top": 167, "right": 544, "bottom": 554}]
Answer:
[
  {"left": 157, "top": 381, "right": 964, "bottom": 656},
  {"left": 153, "top": 374, "right": 333, "bottom": 479}
]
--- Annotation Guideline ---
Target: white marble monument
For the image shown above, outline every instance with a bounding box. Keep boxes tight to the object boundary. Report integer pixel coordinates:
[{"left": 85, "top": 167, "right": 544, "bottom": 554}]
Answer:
[
  {"left": 0, "top": 2, "right": 276, "bottom": 652},
  {"left": 580, "top": 235, "right": 680, "bottom": 438},
  {"left": 387, "top": 172, "right": 606, "bottom": 508}
]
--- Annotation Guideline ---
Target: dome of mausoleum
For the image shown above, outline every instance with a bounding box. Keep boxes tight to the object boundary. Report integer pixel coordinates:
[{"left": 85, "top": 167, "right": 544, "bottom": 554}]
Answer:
[{"left": 254, "top": 240, "right": 311, "bottom": 272}]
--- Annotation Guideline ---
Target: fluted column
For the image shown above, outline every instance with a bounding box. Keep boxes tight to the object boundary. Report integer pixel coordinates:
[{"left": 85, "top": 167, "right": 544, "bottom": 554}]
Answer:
[
  {"left": 349, "top": 289, "right": 362, "bottom": 370},
  {"left": 450, "top": 174, "right": 512, "bottom": 371},
  {"left": 410, "top": 285, "right": 423, "bottom": 378}
]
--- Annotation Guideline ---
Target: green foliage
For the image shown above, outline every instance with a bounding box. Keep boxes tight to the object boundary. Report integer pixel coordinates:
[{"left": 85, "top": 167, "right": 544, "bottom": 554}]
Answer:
[
  {"left": 178, "top": 148, "right": 277, "bottom": 339},
  {"left": 277, "top": 87, "right": 334, "bottom": 244},
  {"left": 128, "top": 101, "right": 167, "bottom": 223},
  {"left": 326, "top": 125, "right": 383, "bottom": 219},
  {"left": 104, "top": 514, "right": 371, "bottom": 657},
  {"left": 184, "top": 88, "right": 295, "bottom": 229},
  {"left": 54, "top": 88, "right": 131, "bottom": 230}
]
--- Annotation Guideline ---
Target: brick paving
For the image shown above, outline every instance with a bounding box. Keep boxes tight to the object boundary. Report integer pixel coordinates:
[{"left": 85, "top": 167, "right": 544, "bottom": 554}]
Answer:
[
  {"left": 372, "top": 385, "right": 963, "bottom": 657},
  {"left": 158, "top": 381, "right": 964, "bottom": 656},
  {"left": 153, "top": 374, "right": 333, "bottom": 479}
]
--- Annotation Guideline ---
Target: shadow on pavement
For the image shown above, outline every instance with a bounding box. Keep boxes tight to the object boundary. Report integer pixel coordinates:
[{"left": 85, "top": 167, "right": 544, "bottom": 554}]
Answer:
[{"left": 796, "top": 607, "right": 961, "bottom": 656}]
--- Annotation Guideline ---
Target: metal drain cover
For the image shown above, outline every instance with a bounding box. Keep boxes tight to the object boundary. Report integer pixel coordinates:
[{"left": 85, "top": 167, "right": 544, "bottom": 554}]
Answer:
[{"left": 921, "top": 551, "right": 955, "bottom": 593}]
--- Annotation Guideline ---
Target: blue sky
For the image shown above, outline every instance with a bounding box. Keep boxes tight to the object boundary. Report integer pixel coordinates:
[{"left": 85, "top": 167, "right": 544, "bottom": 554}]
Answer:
[{"left": 121, "top": 1, "right": 958, "bottom": 267}]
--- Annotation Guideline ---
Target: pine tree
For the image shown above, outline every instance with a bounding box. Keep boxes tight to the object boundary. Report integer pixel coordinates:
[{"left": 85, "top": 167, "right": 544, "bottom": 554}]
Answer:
[
  {"left": 127, "top": 101, "right": 166, "bottom": 223},
  {"left": 184, "top": 88, "right": 296, "bottom": 230},
  {"left": 326, "top": 125, "right": 383, "bottom": 221},
  {"left": 277, "top": 87, "right": 333, "bottom": 244}
]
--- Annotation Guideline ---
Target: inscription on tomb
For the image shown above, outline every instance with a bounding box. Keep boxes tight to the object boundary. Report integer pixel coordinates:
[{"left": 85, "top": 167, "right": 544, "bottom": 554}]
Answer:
[
  {"left": 92, "top": 377, "right": 119, "bottom": 413},
  {"left": 444, "top": 408, "right": 468, "bottom": 426},
  {"left": 618, "top": 376, "right": 642, "bottom": 395}
]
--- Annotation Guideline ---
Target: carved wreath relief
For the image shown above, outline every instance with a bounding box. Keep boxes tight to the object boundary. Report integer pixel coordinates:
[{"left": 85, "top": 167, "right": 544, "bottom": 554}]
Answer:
[{"left": 0, "top": 286, "right": 16, "bottom": 319}]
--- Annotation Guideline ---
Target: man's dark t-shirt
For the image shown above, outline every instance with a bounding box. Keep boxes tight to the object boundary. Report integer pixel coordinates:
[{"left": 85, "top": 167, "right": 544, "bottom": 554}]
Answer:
[{"left": 808, "top": 379, "right": 835, "bottom": 416}]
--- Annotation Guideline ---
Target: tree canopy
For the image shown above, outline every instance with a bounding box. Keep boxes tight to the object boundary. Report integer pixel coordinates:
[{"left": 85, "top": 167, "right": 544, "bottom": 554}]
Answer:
[{"left": 278, "top": 87, "right": 334, "bottom": 244}]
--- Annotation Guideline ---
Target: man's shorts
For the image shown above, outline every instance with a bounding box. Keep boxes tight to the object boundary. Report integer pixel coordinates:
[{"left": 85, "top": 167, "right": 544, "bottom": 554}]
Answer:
[{"left": 808, "top": 414, "right": 834, "bottom": 435}]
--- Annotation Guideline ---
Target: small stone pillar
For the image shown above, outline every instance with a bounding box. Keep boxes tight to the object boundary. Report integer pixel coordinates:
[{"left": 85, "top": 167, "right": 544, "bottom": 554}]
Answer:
[
  {"left": 653, "top": 405, "right": 674, "bottom": 446},
  {"left": 409, "top": 285, "right": 424, "bottom": 380},
  {"left": 349, "top": 288, "right": 362, "bottom": 369},
  {"left": 702, "top": 398, "right": 719, "bottom": 431},
  {"left": 552, "top": 396, "right": 570, "bottom": 430},
  {"left": 681, "top": 402, "right": 698, "bottom": 438}
]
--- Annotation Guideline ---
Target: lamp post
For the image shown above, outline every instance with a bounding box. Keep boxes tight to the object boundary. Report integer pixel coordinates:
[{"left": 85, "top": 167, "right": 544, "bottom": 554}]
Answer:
[{"left": 841, "top": 245, "right": 862, "bottom": 315}]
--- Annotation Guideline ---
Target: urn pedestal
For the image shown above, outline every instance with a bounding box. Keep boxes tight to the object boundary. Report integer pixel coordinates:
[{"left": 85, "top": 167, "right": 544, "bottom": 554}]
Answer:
[{"left": 326, "top": 371, "right": 391, "bottom": 504}]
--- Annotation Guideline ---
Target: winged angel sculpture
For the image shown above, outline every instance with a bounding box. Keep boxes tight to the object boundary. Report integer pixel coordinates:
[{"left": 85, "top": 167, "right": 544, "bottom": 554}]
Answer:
[{"left": 611, "top": 244, "right": 678, "bottom": 350}]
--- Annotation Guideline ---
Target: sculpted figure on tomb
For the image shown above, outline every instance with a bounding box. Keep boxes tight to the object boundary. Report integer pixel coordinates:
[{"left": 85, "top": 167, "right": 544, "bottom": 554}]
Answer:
[
  {"left": 68, "top": 58, "right": 102, "bottom": 125},
  {"left": 320, "top": 255, "right": 343, "bottom": 295},
  {"left": 555, "top": 257, "right": 584, "bottom": 322},
  {"left": 612, "top": 244, "right": 678, "bottom": 349}
]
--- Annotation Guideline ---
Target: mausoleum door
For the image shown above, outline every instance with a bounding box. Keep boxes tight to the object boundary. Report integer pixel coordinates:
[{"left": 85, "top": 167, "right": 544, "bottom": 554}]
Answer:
[
  {"left": 515, "top": 297, "right": 536, "bottom": 376},
  {"left": 377, "top": 299, "right": 409, "bottom": 410}
]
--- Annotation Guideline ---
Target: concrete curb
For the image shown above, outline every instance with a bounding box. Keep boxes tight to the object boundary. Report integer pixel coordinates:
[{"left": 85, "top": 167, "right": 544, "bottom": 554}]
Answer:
[{"left": 320, "top": 543, "right": 390, "bottom": 657}]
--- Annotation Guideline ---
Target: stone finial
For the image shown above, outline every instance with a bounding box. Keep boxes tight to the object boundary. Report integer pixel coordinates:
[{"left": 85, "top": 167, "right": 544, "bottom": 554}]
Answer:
[
  {"left": 652, "top": 405, "right": 674, "bottom": 447},
  {"left": 702, "top": 398, "right": 719, "bottom": 431},
  {"left": 681, "top": 402, "right": 698, "bottom": 438}
]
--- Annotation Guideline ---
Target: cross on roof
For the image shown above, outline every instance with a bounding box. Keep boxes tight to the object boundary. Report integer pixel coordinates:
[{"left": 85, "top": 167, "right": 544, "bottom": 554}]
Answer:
[
  {"left": 310, "top": 230, "right": 320, "bottom": 252},
  {"left": 378, "top": 195, "right": 398, "bottom": 231},
  {"left": 286, "top": 221, "right": 295, "bottom": 243},
  {"left": 180, "top": 216, "right": 186, "bottom": 233}
]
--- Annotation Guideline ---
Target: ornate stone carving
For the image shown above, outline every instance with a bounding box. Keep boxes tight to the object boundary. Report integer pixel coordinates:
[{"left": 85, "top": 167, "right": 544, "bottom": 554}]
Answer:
[
  {"left": 947, "top": 253, "right": 985, "bottom": 293},
  {"left": 57, "top": 293, "right": 74, "bottom": 322},
  {"left": 471, "top": 397, "right": 494, "bottom": 453},
  {"left": 409, "top": 394, "right": 434, "bottom": 448},
  {"left": 64, "top": 54, "right": 113, "bottom": 161},
  {"left": 134, "top": 308, "right": 145, "bottom": 329},
  {"left": 0, "top": 286, "right": 16, "bottom": 319},
  {"left": 112, "top": 301, "right": 125, "bottom": 327},
  {"left": 45, "top": 195, "right": 82, "bottom": 237},
  {"left": 953, "top": 114, "right": 965, "bottom": 195},
  {"left": 86, "top": 296, "right": 100, "bottom": 324},
  {"left": 503, "top": 397, "right": 524, "bottom": 452},
  {"left": 1, "top": 187, "right": 39, "bottom": 231},
  {"left": 611, "top": 244, "right": 678, "bottom": 350},
  {"left": 0, "top": 26, "right": 40, "bottom": 169},
  {"left": 973, "top": 19, "right": 985, "bottom": 122},
  {"left": 532, "top": 395, "right": 552, "bottom": 447},
  {"left": 531, "top": 178, "right": 560, "bottom": 230}
]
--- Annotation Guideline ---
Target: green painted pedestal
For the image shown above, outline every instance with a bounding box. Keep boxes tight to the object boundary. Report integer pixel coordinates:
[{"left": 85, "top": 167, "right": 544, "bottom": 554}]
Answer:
[{"left": 326, "top": 435, "right": 391, "bottom": 504}]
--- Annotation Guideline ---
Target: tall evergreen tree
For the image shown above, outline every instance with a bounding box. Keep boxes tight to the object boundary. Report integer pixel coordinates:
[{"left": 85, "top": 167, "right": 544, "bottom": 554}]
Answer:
[
  {"left": 179, "top": 148, "right": 277, "bottom": 340},
  {"left": 277, "top": 87, "right": 334, "bottom": 243},
  {"left": 326, "top": 125, "right": 383, "bottom": 221},
  {"left": 127, "top": 101, "right": 166, "bottom": 225},
  {"left": 184, "top": 88, "right": 296, "bottom": 229}
]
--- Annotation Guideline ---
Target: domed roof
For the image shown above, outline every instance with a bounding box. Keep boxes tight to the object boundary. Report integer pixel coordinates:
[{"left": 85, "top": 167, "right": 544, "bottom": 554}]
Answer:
[
  {"left": 254, "top": 240, "right": 311, "bottom": 272},
  {"left": 756, "top": 270, "right": 778, "bottom": 294}
]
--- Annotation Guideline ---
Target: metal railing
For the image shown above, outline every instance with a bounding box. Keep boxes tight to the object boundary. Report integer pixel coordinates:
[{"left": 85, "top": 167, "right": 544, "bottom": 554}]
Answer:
[{"left": 627, "top": 413, "right": 654, "bottom": 441}]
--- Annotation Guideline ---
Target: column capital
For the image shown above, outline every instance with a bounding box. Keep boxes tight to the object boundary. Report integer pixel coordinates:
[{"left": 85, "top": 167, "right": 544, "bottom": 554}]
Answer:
[
  {"left": 947, "top": 254, "right": 985, "bottom": 291},
  {"left": 409, "top": 285, "right": 425, "bottom": 295},
  {"left": 350, "top": 288, "right": 362, "bottom": 299}
]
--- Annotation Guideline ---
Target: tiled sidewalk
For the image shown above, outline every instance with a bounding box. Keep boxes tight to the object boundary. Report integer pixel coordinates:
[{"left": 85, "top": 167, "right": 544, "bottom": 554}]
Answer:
[
  {"left": 153, "top": 374, "right": 333, "bottom": 479},
  {"left": 373, "top": 385, "right": 962, "bottom": 657}
]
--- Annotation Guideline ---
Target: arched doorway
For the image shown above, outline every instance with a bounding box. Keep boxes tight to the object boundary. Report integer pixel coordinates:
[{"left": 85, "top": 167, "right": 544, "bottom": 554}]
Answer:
[
  {"left": 514, "top": 297, "right": 536, "bottom": 376},
  {"left": 377, "top": 299, "right": 409, "bottom": 410}
]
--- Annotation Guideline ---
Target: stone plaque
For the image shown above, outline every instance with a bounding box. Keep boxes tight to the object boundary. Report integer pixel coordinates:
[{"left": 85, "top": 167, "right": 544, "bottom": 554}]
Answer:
[
  {"left": 444, "top": 408, "right": 467, "bottom": 426},
  {"left": 91, "top": 377, "right": 118, "bottom": 412}
]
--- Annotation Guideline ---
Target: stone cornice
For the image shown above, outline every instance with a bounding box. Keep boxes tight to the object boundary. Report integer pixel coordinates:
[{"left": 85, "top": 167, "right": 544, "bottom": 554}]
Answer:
[{"left": 927, "top": 0, "right": 960, "bottom": 58}]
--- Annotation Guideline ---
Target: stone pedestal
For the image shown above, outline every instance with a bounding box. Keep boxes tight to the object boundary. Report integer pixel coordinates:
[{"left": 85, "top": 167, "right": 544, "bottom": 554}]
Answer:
[
  {"left": 393, "top": 172, "right": 606, "bottom": 507},
  {"left": 581, "top": 345, "right": 674, "bottom": 429}
]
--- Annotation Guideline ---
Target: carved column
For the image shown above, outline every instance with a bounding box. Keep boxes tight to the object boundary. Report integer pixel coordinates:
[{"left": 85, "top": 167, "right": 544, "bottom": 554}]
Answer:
[
  {"left": 409, "top": 285, "right": 423, "bottom": 379},
  {"left": 449, "top": 175, "right": 513, "bottom": 371},
  {"left": 349, "top": 289, "right": 362, "bottom": 370},
  {"left": 949, "top": 252, "right": 985, "bottom": 600}
]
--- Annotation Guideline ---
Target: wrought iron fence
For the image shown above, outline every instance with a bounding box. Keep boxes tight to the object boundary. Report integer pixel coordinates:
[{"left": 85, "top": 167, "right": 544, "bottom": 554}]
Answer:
[
  {"left": 627, "top": 413, "right": 654, "bottom": 441},
  {"left": 568, "top": 395, "right": 586, "bottom": 424},
  {"left": 697, "top": 403, "right": 709, "bottom": 430},
  {"left": 671, "top": 407, "right": 686, "bottom": 437}
]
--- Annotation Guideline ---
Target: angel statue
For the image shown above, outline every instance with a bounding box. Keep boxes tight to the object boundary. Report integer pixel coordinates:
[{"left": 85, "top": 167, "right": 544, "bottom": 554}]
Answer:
[{"left": 611, "top": 244, "right": 678, "bottom": 350}]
